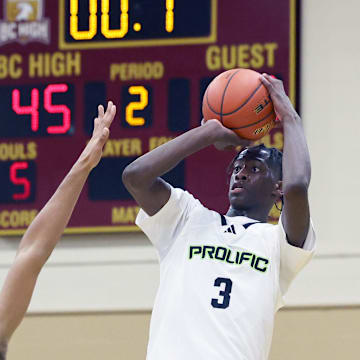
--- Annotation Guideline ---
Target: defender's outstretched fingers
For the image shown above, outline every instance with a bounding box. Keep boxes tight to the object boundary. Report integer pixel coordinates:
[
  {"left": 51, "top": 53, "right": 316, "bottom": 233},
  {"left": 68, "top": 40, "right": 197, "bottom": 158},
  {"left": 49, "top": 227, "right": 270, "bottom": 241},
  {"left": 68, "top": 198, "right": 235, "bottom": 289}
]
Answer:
[
  {"left": 92, "top": 117, "right": 100, "bottom": 135},
  {"left": 104, "top": 103, "right": 116, "bottom": 127},
  {"left": 105, "top": 101, "right": 113, "bottom": 115},
  {"left": 98, "top": 104, "right": 104, "bottom": 119}
]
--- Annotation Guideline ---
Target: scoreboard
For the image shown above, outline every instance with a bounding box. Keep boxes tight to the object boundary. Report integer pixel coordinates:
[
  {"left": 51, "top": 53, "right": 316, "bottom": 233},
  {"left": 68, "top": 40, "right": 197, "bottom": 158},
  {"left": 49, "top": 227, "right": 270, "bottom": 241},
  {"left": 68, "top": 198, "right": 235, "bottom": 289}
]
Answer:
[{"left": 0, "top": 0, "right": 299, "bottom": 235}]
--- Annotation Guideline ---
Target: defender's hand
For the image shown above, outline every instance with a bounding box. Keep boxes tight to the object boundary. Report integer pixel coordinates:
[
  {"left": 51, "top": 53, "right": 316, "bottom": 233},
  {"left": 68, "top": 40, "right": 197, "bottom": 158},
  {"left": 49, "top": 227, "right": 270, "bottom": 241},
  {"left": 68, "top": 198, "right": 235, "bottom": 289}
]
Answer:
[
  {"left": 80, "top": 101, "right": 116, "bottom": 169},
  {"left": 260, "top": 74, "right": 298, "bottom": 121},
  {"left": 202, "top": 119, "right": 250, "bottom": 150}
]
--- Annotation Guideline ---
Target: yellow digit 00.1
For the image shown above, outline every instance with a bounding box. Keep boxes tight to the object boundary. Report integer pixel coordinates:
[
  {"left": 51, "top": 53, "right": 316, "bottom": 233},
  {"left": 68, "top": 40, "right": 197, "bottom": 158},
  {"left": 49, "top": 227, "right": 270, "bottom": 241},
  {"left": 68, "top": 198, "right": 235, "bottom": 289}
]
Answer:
[
  {"left": 166, "top": 0, "right": 174, "bottom": 33},
  {"left": 102, "top": 0, "right": 129, "bottom": 39},
  {"left": 70, "top": 0, "right": 97, "bottom": 40},
  {"left": 126, "top": 86, "right": 148, "bottom": 126}
]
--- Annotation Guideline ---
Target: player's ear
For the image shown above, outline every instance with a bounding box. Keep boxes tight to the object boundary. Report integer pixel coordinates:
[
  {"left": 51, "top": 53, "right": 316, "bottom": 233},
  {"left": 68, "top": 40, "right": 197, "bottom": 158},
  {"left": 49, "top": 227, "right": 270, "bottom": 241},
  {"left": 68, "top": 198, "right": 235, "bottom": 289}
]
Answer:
[{"left": 272, "top": 180, "right": 283, "bottom": 201}]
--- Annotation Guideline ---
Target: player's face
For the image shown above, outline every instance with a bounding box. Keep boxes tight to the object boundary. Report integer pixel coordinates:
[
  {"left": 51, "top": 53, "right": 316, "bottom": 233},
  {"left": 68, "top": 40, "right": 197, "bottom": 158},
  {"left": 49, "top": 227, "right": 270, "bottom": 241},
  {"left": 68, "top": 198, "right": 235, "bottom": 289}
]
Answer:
[{"left": 228, "top": 149, "right": 278, "bottom": 210}]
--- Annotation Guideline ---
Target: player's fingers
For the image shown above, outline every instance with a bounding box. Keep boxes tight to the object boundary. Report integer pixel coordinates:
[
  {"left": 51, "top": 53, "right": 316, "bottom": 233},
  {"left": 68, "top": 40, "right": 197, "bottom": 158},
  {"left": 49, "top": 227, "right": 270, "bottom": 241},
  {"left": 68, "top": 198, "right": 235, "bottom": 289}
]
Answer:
[
  {"left": 104, "top": 100, "right": 115, "bottom": 117},
  {"left": 108, "top": 104, "right": 116, "bottom": 124},
  {"left": 263, "top": 73, "right": 280, "bottom": 87},
  {"left": 93, "top": 117, "right": 99, "bottom": 132},
  {"left": 106, "top": 101, "right": 113, "bottom": 115},
  {"left": 261, "top": 74, "right": 285, "bottom": 101},
  {"left": 98, "top": 105, "right": 104, "bottom": 118},
  {"left": 263, "top": 73, "right": 276, "bottom": 81},
  {"left": 102, "top": 101, "right": 112, "bottom": 123},
  {"left": 265, "top": 74, "right": 285, "bottom": 93},
  {"left": 104, "top": 104, "right": 116, "bottom": 127},
  {"left": 260, "top": 74, "right": 272, "bottom": 90}
]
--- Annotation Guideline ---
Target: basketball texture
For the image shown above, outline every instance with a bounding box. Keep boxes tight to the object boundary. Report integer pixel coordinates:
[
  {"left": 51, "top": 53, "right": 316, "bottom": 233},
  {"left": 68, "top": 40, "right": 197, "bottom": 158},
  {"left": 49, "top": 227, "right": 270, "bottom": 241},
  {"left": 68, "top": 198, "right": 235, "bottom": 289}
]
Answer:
[{"left": 202, "top": 68, "right": 276, "bottom": 140}]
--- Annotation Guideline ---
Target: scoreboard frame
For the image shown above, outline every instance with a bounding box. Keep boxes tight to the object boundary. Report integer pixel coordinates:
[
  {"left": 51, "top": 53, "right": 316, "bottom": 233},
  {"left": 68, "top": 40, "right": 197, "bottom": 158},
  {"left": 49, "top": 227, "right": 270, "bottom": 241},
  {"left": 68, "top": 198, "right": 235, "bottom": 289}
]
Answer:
[{"left": 0, "top": 0, "right": 300, "bottom": 236}]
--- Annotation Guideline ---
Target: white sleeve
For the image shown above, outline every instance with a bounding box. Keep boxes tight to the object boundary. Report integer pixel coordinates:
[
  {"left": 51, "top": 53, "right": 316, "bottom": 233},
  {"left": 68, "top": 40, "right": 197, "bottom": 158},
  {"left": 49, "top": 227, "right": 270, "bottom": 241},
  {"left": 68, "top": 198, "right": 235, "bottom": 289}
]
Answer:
[
  {"left": 277, "top": 216, "right": 316, "bottom": 297},
  {"left": 135, "top": 186, "right": 201, "bottom": 260}
]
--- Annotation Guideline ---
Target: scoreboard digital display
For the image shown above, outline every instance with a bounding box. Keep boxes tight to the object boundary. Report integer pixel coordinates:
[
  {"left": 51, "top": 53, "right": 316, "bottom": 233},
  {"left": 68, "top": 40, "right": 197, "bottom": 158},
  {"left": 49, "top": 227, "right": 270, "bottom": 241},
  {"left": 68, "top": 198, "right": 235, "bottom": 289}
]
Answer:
[
  {"left": 62, "top": 0, "right": 214, "bottom": 46},
  {"left": 0, "top": 0, "right": 299, "bottom": 235}
]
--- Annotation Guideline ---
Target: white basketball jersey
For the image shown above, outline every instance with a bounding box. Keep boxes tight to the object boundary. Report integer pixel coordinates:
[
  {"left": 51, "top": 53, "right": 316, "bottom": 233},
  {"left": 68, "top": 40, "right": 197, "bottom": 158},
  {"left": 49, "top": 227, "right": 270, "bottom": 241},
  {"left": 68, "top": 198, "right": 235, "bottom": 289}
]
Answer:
[{"left": 136, "top": 187, "right": 315, "bottom": 360}]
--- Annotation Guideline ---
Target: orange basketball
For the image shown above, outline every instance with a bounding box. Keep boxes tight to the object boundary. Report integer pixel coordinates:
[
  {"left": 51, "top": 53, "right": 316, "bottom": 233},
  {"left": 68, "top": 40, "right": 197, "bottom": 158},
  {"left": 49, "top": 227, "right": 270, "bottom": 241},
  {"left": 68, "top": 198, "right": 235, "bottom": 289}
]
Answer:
[{"left": 202, "top": 68, "right": 276, "bottom": 140}]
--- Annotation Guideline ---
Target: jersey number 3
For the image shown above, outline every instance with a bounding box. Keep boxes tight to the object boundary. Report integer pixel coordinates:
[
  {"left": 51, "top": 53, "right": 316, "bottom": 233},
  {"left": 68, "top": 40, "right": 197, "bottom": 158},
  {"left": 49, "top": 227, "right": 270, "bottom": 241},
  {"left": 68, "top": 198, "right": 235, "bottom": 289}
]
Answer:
[{"left": 211, "top": 277, "right": 233, "bottom": 309}]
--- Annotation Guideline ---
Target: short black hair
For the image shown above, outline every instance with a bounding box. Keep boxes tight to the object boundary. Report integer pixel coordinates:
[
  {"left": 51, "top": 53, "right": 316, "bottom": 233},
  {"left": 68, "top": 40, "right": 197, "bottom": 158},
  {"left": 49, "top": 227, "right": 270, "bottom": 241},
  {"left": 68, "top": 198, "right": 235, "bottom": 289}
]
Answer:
[{"left": 227, "top": 144, "right": 283, "bottom": 180}]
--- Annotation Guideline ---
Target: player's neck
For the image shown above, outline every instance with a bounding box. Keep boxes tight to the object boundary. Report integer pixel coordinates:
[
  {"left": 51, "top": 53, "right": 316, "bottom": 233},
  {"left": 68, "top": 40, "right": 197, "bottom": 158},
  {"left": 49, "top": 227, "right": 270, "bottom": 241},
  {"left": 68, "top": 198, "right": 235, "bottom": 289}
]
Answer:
[{"left": 225, "top": 206, "right": 269, "bottom": 222}]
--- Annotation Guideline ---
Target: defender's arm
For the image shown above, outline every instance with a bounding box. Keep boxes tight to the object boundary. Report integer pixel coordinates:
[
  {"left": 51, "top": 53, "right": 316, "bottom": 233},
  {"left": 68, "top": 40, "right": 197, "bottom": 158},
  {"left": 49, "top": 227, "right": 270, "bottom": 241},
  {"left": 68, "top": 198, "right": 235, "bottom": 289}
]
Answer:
[{"left": 0, "top": 102, "right": 116, "bottom": 344}]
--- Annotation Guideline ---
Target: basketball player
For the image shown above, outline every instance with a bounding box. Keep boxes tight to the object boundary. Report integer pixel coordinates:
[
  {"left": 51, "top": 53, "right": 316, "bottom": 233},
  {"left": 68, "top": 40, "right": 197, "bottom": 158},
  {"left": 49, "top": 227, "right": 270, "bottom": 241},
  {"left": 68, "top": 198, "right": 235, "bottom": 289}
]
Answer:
[
  {"left": 0, "top": 102, "right": 116, "bottom": 360},
  {"left": 122, "top": 74, "right": 315, "bottom": 360}
]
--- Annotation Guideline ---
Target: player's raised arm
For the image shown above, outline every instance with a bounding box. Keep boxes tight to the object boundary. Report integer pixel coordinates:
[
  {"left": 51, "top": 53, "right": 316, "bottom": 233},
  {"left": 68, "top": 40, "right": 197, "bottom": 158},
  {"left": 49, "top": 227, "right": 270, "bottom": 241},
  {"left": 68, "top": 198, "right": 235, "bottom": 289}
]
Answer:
[
  {"left": 260, "top": 74, "right": 311, "bottom": 248},
  {"left": 122, "top": 119, "right": 249, "bottom": 216},
  {"left": 0, "top": 102, "right": 116, "bottom": 355}
]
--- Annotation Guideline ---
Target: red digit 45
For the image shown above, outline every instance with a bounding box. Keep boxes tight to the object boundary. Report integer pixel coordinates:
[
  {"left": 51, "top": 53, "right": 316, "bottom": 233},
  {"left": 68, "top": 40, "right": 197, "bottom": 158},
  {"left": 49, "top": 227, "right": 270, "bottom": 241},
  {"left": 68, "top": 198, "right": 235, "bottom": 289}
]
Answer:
[{"left": 12, "top": 84, "right": 71, "bottom": 134}]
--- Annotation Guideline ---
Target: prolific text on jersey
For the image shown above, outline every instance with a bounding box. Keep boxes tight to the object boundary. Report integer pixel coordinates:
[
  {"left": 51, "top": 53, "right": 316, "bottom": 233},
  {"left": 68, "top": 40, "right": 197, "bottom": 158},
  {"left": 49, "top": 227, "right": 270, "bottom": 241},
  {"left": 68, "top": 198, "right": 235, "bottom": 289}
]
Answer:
[{"left": 189, "top": 245, "right": 269, "bottom": 272}]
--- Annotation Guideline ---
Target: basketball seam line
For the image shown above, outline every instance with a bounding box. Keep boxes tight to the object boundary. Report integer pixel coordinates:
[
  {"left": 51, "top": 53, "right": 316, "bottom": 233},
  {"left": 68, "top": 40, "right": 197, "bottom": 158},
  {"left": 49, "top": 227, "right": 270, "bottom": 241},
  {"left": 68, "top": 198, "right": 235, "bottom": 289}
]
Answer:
[
  {"left": 229, "top": 110, "right": 275, "bottom": 130},
  {"left": 206, "top": 78, "right": 264, "bottom": 117},
  {"left": 223, "top": 82, "right": 264, "bottom": 116},
  {"left": 220, "top": 69, "right": 241, "bottom": 122},
  {"left": 206, "top": 70, "right": 242, "bottom": 122},
  {"left": 206, "top": 90, "right": 220, "bottom": 119}
]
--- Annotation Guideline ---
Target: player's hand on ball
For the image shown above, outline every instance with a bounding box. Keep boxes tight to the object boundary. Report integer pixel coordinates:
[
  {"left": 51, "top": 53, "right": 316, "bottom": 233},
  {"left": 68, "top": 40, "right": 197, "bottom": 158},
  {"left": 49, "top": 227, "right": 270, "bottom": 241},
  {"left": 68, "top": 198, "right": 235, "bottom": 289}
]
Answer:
[
  {"left": 202, "top": 119, "right": 250, "bottom": 151},
  {"left": 80, "top": 101, "right": 116, "bottom": 169},
  {"left": 260, "top": 74, "right": 298, "bottom": 121}
]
